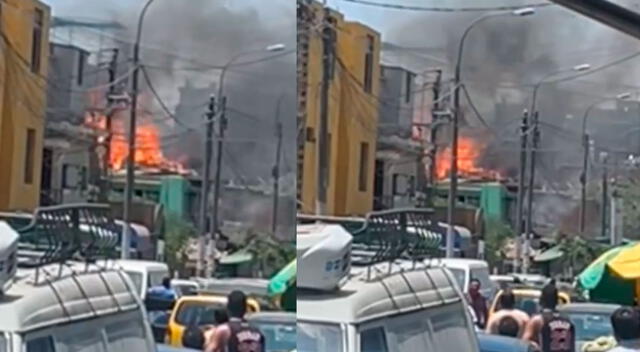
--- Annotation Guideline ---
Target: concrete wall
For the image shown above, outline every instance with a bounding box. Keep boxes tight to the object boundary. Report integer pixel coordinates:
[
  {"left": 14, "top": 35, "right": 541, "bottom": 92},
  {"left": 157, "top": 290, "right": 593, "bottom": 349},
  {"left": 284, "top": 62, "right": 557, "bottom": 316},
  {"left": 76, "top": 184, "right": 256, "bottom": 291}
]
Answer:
[
  {"left": 0, "top": 0, "right": 51, "bottom": 211},
  {"left": 47, "top": 43, "right": 89, "bottom": 123},
  {"left": 379, "top": 65, "right": 415, "bottom": 133}
]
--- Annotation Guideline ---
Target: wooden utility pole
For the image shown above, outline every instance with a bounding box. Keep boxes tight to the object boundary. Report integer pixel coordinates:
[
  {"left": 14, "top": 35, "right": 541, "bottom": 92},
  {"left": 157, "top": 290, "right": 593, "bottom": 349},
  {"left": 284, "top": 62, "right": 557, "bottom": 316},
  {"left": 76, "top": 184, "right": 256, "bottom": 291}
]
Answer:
[
  {"left": 272, "top": 95, "right": 284, "bottom": 234},
  {"left": 514, "top": 110, "right": 529, "bottom": 272},
  {"left": 100, "top": 48, "right": 119, "bottom": 202},
  {"left": 197, "top": 95, "right": 216, "bottom": 277},
  {"left": 316, "top": 6, "right": 333, "bottom": 216},
  {"left": 523, "top": 112, "right": 539, "bottom": 273}
]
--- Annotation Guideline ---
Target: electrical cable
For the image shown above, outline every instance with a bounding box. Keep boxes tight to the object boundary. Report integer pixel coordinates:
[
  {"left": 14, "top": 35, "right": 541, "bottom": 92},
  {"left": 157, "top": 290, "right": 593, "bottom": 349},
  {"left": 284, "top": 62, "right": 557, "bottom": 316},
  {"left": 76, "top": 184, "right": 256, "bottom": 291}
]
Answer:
[{"left": 338, "top": 0, "right": 553, "bottom": 12}]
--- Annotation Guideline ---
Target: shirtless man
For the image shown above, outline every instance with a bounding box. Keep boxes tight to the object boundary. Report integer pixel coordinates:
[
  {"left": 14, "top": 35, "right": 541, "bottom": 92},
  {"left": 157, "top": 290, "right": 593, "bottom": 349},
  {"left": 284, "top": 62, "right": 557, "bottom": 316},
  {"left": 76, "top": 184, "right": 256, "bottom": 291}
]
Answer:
[
  {"left": 486, "top": 288, "right": 530, "bottom": 337},
  {"left": 522, "top": 282, "right": 575, "bottom": 352}
]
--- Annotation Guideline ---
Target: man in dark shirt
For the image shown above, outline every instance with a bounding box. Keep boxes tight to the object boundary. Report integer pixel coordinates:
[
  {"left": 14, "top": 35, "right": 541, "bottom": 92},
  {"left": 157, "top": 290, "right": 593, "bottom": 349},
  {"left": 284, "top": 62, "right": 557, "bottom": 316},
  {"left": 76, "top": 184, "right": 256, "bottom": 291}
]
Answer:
[{"left": 467, "top": 278, "right": 489, "bottom": 329}]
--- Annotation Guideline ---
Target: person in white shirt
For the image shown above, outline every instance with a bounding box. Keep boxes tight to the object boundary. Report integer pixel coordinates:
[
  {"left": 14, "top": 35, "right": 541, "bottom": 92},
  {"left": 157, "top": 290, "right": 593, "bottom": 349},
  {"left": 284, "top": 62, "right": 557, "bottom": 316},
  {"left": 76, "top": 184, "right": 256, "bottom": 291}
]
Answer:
[{"left": 609, "top": 307, "right": 640, "bottom": 352}]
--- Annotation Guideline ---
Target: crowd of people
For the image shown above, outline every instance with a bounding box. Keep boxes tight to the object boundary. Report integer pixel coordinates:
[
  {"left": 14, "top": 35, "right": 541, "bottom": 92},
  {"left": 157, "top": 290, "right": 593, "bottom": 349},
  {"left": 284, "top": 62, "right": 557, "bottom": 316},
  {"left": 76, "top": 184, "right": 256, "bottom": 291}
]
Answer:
[{"left": 466, "top": 279, "right": 640, "bottom": 352}]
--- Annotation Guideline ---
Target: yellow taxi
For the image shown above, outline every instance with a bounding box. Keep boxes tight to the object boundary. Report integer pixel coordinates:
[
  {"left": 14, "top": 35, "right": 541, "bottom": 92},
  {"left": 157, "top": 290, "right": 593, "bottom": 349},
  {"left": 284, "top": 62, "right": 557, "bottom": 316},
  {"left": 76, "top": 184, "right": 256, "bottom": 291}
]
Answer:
[
  {"left": 489, "top": 288, "right": 571, "bottom": 318},
  {"left": 166, "top": 294, "right": 260, "bottom": 347}
]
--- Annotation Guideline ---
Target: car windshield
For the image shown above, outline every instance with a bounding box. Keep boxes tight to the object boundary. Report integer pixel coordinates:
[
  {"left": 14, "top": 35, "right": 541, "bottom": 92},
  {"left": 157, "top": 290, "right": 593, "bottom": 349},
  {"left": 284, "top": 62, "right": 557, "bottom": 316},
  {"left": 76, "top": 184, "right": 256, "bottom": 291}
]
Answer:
[
  {"left": 175, "top": 301, "right": 226, "bottom": 326},
  {"left": 448, "top": 268, "right": 466, "bottom": 291},
  {"left": 252, "top": 321, "right": 297, "bottom": 352},
  {"left": 124, "top": 271, "right": 143, "bottom": 296},
  {"left": 566, "top": 312, "right": 613, "bottom": 341},
  {"left": 297, "top": 322, "right": 343, "bottom": 352}
]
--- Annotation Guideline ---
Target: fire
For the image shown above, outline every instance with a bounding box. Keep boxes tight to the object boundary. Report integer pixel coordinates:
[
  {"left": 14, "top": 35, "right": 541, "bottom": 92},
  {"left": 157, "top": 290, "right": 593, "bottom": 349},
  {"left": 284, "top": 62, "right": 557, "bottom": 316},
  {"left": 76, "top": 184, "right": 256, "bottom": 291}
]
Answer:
[
  {"left": 436, "top": 137, "right": 501, "bottom": 180},
  {"left": 85, "top": 100, "right": 187, "bottom": 174}
]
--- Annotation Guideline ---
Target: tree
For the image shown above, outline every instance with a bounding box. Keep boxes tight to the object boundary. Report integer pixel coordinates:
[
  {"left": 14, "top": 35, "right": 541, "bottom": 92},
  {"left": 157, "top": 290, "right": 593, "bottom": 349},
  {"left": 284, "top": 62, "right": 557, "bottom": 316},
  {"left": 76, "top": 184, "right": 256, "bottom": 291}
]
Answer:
[
  {"left": 241, "top": 230, "right": 295, "bottom": 278},
  {"left": 164, "top": 213, "right": 196, "bottom": 276},
  {"left": 484, "top": 218, "right": 513, "bottom": 270}
]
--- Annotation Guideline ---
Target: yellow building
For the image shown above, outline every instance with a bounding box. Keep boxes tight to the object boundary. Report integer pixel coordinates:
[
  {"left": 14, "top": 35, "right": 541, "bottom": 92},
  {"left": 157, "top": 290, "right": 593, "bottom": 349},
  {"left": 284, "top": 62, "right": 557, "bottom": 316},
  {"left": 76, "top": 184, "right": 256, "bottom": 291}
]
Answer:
[
  {"left": 0, "top": 0, "right": 51, "bottom": 211},
  {"left": 298, "top": 1, "right": 381, "bottom": 216}
]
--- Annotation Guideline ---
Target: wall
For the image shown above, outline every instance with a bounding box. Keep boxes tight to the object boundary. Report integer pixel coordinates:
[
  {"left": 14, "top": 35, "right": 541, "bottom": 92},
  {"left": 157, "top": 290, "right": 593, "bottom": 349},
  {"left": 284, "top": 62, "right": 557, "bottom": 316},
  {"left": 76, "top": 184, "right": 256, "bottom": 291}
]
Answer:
[
  {"left": 47, "top": 43, "right": 88, "bottom": 123},
  {"left": 299, "top": 1, "right": 381, "bottom": 216},
  {"left": 0, "top": 0, "right": 51, "bottom": 211}
]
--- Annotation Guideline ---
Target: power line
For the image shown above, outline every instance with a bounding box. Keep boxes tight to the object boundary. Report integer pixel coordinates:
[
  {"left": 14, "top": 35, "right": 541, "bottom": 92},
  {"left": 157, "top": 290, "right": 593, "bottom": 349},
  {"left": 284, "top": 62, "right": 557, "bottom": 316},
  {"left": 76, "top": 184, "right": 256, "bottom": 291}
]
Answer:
[
  {"left": 338, "top": 0, "right": 553, "bottom": 12},
  {"left": 139, "top": 64, "right": 193, "bottom": 130}
]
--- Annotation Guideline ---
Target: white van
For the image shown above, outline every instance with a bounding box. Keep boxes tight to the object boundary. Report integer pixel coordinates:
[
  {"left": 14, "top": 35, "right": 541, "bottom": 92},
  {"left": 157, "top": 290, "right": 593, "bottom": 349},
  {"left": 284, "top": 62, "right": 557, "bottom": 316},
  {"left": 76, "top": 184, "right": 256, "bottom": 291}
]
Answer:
[
  {"left": 109, "top": 259, "right": 170, "bottom": 300},
  {"left": 297, "top": 224, "right": 480, "bottom": 352},
  {"left": 0, "top": 263, "right": 156, "bottom": 352},
  {"left": 435, "top": 258, "right": 495, "bottom": 299}
]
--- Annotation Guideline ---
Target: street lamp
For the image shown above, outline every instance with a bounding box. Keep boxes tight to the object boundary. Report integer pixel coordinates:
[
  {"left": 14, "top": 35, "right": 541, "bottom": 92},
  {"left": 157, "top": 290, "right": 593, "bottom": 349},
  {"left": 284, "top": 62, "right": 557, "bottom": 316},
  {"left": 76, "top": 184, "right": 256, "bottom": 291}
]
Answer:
[
  {"left": 579, "top": 92, "right": 632, "bottom": 233},
  {"left": 122, "top": 0, "right": 156, "bottom": 259},
  {"left": 199, "top": 43, "right": 286, "bottom": 275},
  {"left": 446, "top": 7, "right": 535, "bottom": 258}
]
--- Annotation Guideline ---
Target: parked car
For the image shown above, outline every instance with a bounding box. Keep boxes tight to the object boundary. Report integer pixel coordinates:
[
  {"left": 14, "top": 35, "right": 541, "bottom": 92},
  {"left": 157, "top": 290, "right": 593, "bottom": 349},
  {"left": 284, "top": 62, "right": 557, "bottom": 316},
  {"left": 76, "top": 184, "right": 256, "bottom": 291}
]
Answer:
[
  {"left": 166, "top": 294, "right": 260, "bottom": 347},
  {"left": 477, "top": 332, "right": 536, "bottom": 352},
  {"left": 248, "top": 312, "right": 296, "bottom": 352},
  {"left": 558, "top": 302, "right": 620, "bottom": 351},
  {"left": 489, "top": 288, "right": 570, "bottom": 317},
  {"left": 437, "top": 258, "right": 495, "bottom": 299}
]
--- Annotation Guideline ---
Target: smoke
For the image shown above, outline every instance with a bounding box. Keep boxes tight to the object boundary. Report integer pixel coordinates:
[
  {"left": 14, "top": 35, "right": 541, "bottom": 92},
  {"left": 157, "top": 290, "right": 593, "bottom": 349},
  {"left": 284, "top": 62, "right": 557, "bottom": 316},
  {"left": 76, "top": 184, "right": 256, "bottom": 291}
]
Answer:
[
  {"left": 378, "top": 0, "right": 640, "bottom": 229},
  {"left": 49, "top": 1, "right": 295, "bottom": 236}
]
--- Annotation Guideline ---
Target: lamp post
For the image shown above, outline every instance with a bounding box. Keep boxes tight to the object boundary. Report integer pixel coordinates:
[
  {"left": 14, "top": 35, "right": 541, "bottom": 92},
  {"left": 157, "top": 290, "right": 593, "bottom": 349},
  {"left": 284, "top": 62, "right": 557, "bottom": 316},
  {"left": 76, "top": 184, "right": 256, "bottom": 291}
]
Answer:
[
  {"left": 210, "top": 43, "right": 286, "bottom": 237},
  {"left": 446, "top": 7, "right": 535, "bottom": 258},
  {"left": 520, "top": 63, "right": 590, "bottom": 271},
  {"left": 579, "top": 92, "right": 631, "bottom": 233},
  {"left": 122, "top": 0, "right": 155, "bottom": 259}
]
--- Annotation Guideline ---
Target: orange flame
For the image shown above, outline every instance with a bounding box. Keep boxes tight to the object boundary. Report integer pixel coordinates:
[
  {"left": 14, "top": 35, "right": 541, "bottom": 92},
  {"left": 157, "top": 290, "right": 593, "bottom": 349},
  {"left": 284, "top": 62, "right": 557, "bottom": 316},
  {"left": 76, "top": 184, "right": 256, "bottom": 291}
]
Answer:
[
  {"left": 85, "top": 99, "right": 187, "bottom": 174},
  {"left": 436, "top": 137, "right": 501, "bottom": 180}
]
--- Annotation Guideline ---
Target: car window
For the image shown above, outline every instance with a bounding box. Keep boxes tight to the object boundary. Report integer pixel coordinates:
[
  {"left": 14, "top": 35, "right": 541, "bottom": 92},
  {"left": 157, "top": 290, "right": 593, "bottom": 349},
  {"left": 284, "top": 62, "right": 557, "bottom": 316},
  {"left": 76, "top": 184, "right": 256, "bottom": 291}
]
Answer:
[
  {"left": 448, "top": 268, "right": 466, "bottom": 291},
  {"left": 105, "top": 319, "right": 150, "bottom": 351},
  {"left": 361, "top": 327, "right": 388, "bottom": 352},
  {"left": 252, "top": 321, "right": 297, "bottom": 352},
  {"left": 124, "top": 271, "right": 143, "bottom": 296},
  {"left": 297, "top": 321, "right": 343, "bottom": 352},
  {"left": 378, "top": 308, "right": 434, "bottom": 351},
  {"left": 430, "top": 304, "right": 478, "bottom": 352},
  {"left": 26, "top": 336, "right": 55, "bottom": 352},
  {"left": 175, "top": 301, "right": 226, "bottom": 326},
  {"left": 566, "top": 312, "right": 613, "bottom": 341},
  {"left": 470, "top": 268, "right": 492, "bottom": 292},
  {"left": 56, "top": 329, "right": 106, "bottom": 352},
  {"left": 149, "top": 271, "right": 168, "bottom": 288}
]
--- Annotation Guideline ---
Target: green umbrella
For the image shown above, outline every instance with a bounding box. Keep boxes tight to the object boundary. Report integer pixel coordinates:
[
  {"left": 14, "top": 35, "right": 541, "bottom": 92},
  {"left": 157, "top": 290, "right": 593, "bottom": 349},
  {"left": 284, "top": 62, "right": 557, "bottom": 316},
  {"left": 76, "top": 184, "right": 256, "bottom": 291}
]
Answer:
[
  {"left": 268, "top": 260, "right": 296, "bottom": 297},
  {"left": 578, "top": 243, "right": 637, "bottom": 305}
]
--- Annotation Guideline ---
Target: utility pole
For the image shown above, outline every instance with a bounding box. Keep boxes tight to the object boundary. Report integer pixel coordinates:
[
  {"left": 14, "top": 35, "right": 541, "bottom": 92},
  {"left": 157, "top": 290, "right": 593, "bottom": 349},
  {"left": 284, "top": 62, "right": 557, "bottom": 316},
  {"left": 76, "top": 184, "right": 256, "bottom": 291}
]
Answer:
[
  {"left": 514, "top": 110, "right": 529, "bottom": 273},
  {"left": 580, "top": 133, "right": 590, "bottom": 233},
  {"left": 316, "top": 6, "right": 333, "bottom": 216},
  {"left": 428, "top": 70, "right": 442, "bottom": 199},
  {"left": 601, "top": 152, "right": 609, "bottom": 240},
  {"left": 123, "top": 0, "right": 155, "bottom": 260},
  {"left": 100, "top": 48, "right": 119, "bottom": 202},
  {"left": 209, "top": 96, "right": 227, "bottom": 273},
  {"left": 197, "top": 95, "right": 216, "bottom": 277},
  {"left": 523, "top": 111, "right": 539, "bottom": 274},
  {"left": 272, "top": 96, "right": 284, "bottom": 234}
]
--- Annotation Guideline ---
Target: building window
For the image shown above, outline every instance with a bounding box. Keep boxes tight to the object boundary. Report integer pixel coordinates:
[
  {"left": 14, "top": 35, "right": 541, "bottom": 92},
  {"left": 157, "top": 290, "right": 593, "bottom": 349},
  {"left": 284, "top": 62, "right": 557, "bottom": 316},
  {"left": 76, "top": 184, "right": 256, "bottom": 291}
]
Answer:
[
  {"left": 31, "top": 8, "right": 44, "bottom": 74},
  {"left": 405, "top": 71, "right": 412, "bottom": 103},
  {"left": 358, "top": 142, "right": 370, "bottom": 192},
  {"left": 77, "top": 51, "right": 85, "bottom": 86},
  {"left": 24, "top": 128, "right": 36, "bottom": 184},
  {"left": 364, "top": 34, "right": 374, "bottom": 94}
]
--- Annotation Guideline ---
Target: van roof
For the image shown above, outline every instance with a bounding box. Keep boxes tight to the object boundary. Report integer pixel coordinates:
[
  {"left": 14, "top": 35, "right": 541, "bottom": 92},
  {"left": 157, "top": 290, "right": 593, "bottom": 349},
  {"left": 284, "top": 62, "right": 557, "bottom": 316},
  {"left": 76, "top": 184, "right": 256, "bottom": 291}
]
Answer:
[
  {"left": 434, "top": 258, "right": 489, "bottom": 269},
  {"left": 111, "top": 259, "right": 169, "bottom": 272},
  {"left": 0, "top": 263, "right": 141, "bottom": 333},
  {"left": 298, "top": 266, "right": 461, "bottom": 324}
]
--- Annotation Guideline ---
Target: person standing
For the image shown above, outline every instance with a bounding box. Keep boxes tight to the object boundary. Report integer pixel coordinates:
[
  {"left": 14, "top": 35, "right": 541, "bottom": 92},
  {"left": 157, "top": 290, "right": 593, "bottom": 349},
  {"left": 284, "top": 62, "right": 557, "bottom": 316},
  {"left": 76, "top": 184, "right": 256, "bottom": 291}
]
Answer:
[
  {"left": 204, "top": 290, "right": 265, "bottom": 352},
  {"left": 522, "top": 282, "right": 575, "bottom": 352},
  {"left": 466, "top": 278, "right": 489, "bottom": 329},
  {"left": 608, "top": 307, "right": 640, "bottom": 351},
  {"left": 486, "top": 288, "right": 530, "bottom": 337}
]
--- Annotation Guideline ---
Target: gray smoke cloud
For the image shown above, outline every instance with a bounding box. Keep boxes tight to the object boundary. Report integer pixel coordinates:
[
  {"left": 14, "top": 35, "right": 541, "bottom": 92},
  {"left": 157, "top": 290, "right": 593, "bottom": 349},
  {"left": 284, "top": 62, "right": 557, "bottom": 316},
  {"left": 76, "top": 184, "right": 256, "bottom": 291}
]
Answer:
[
  {"left": 377, "top": 0, "right": 640, "bottom": 229},
  {"left": 49, "top": 0, "right": 295, "bottom": 236}
]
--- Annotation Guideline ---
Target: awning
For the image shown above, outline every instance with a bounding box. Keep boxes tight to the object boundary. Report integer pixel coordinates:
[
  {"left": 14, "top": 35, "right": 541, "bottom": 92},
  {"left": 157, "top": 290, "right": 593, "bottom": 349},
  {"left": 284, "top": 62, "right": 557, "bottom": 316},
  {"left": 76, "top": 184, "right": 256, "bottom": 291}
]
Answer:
[
  {"left": 534, "top": 245, "right": 564, "bottom": 262},
  {"left": 268, "top": 259, "right": 296, "bottom": 297},
  {"left": 219, "top": 250, "right": 254, "bottom": 265}
]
